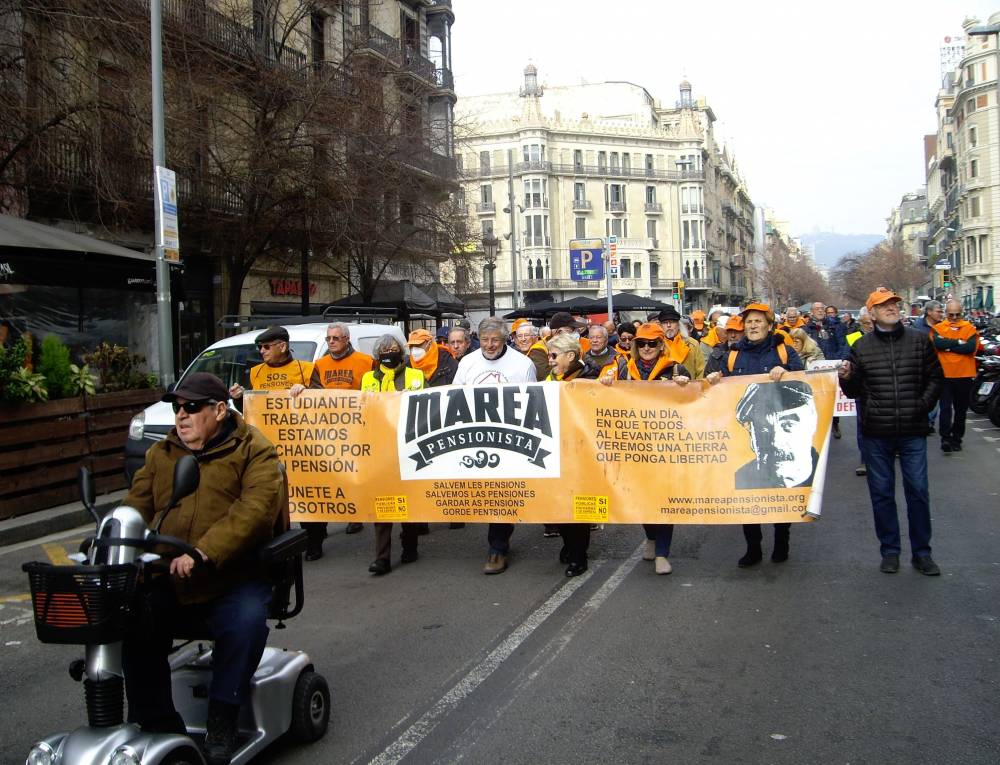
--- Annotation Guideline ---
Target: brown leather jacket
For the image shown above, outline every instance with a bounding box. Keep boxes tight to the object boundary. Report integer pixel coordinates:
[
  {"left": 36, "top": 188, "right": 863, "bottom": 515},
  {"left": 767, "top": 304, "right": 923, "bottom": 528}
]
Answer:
[{"left": 123, "top": 411, "right": 285, "bottom": 603}]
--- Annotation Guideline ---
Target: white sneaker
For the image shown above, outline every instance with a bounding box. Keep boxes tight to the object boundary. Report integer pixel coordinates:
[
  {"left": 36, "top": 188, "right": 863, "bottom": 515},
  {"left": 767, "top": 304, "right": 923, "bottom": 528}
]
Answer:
[
  {"left": 655, "top": 556, "right": 672, "bottom": 575},
  {"left": 642, "top": 540, "right": 655, "bottom": 561}
]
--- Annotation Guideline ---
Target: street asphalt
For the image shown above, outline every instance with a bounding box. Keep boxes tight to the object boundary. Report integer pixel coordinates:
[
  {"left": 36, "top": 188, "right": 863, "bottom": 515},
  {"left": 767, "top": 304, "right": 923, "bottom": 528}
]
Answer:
[{"left": 1, "top": 415, "right": 998, "bottom": 764}]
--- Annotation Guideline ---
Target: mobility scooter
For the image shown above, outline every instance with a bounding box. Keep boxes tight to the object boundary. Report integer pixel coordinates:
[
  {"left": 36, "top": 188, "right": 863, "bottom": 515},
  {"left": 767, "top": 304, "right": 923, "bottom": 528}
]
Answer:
[{"left": 22, "top": 457, "right": 330, "bottom": 765}]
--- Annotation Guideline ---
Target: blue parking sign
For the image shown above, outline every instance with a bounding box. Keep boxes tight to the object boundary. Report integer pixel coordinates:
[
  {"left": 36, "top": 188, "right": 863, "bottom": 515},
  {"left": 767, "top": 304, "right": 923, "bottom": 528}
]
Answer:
[{"left": 569, "top": 238, "right": 605, "bottom": 281}]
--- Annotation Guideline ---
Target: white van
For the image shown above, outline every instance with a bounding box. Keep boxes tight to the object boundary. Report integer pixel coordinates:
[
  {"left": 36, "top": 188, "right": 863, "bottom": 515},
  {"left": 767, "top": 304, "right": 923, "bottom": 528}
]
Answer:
[{"left": 124, "top": 321, "right": 405, "bottom": 482}]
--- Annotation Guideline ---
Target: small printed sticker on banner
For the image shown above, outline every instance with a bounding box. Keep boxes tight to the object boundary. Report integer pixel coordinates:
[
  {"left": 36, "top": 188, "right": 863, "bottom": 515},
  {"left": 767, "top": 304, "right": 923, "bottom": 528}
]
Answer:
[
  {"left": 375, "top": 495, "right": 408, "bottom": 521},
  {"left": 573, "top": 495, "right": 609, "bottom": 523}
]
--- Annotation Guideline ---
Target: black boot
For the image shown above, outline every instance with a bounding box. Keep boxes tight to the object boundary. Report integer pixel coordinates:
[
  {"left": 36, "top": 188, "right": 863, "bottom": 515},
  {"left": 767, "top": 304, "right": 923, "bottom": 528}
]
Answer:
[
  {"left": 771, "top": 524, "right": 790, "bottom": 563},
  {"left": 204, "top": 700, "right": 240, "bottom": 765},
  {"left": 738, "top": 545, "right": 763, "bottom": 567}
]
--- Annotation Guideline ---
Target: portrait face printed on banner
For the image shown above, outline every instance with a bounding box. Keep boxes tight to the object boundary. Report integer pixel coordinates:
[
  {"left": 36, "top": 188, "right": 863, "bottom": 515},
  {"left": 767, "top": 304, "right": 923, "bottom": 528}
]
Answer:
[{"left": 735, "top": 382, "right": 818, "bottom": 490}]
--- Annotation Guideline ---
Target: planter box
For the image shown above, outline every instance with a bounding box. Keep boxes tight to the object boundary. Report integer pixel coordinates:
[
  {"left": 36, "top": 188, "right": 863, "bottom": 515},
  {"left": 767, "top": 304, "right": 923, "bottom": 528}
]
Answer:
[{"left": 0, "top": 388, "right": 164, "bottom": 520}]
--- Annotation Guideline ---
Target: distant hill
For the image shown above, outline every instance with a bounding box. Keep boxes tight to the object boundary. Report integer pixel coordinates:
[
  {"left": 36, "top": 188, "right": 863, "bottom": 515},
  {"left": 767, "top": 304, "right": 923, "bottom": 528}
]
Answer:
[{"left": 798, "top": 232, "right": 884, "bottom": 269}]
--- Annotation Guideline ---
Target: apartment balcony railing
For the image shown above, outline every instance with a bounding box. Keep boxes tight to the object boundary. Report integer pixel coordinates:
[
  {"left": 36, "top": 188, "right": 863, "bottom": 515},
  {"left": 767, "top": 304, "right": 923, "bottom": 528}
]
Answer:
[
  {"left": 524, "top": 197, "right": 549, "bottom": 209},
  {"left": 680, "top": 278, "right": 717, "bottom": 290},
  {"left": 644, "top": 202, "right": 662, "bottom": 213},
  {"left": 494, "top": 279, "right": 601, "bottom": 291},
  {"left": 462, "top": 163, "right": 705, "bottom": 182},
  {"left": 475, "top": 202, "right": 495, "bottom": 214},
  {"left": 401, "top": 46, "right": 437, "bottom": 85},
  {"left": 946, "top": 183, "right": 961, "bottom": 215},
  {"left": 572, "top": 199, "right": 592, "bottom": 211},
  {"left": 607, "top": 201, "right": 627, "bottom": 213},
  {"left": 391, "top": 138, "right": 456, "bottom": 179},
  {"left": 351, "top": 23, "right": 402, "bottom": 66},
  {"left": 157, "top": 0, "right": 306, "bottom": 76},
  {"left": 434, "top": 67, "right": 455, "bottom": 91}
]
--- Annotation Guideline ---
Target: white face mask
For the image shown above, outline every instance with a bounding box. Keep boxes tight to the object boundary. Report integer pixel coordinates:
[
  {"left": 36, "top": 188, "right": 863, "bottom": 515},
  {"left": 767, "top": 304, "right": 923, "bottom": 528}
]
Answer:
[{"left": 410, "top": 346, "right": 427, "bottom": 362}]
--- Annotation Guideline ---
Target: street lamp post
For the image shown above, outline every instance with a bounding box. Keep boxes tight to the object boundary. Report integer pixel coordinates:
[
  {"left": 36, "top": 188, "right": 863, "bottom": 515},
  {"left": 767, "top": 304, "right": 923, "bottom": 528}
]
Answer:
[{"left": 482, "top": 233, "right": 500, "bottom": 317}]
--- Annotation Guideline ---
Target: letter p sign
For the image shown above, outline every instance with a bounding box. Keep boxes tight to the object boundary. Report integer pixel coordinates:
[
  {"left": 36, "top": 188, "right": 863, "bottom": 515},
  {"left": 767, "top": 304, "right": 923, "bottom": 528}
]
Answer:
[{"left": 580, "top": 250, "right": 593, "bottom": 270}]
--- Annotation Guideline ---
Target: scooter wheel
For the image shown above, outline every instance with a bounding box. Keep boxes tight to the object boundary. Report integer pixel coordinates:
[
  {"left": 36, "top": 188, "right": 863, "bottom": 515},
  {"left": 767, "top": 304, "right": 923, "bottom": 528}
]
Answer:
[
  {"left": 289, "top": 670, "right": 331, "bottom": 743},
  {"left": 989, "top": 395, "right": 1000, "bottom": 428},
  {"left": 160, "top": 746, "right": 203, "bottom": 765}
]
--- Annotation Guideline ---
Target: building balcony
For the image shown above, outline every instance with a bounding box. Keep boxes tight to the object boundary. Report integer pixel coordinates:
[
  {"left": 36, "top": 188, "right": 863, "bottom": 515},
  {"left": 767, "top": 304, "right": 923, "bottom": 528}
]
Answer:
[
  {"left": 524, "top": 197, "right": 549, "bottom": 209},
  {"left": 680, "top": 278, "right": 717, "bottom": 291},
  {"left": 351, "top": 23, "right": 402, "bottom": 66},
  {"left": 475, "top": 202, "right": 495, "bottom": 214},
  {"left": 494, "top": 278, "right": 600, "bottom": 291},
  {"left": 400, "top": 46, "right": 438, "bottom": 87},
  {"left": 644, "top": 202, "right": 662, "bottom": 214},
  {"left": 390, "top": 137, "right": 456, "bottom": 179},
  {"left": 434, "top": 67, "right": 455, "bottom": 92},
  {"left": 572, "top": 199, "right": 592, "bottom": 211},
  {"left": 607, "top": 201, "right": 627, "bottom": 213},
  {"left": 461, "top": 163, "right": 705, "bottom": 182}
]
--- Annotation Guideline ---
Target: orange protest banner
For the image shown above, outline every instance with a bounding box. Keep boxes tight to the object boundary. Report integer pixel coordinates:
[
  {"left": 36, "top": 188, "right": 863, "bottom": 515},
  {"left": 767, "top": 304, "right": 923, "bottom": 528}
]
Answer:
[{"left": 243, "top": 370, "right": 839, "bottom": 525}]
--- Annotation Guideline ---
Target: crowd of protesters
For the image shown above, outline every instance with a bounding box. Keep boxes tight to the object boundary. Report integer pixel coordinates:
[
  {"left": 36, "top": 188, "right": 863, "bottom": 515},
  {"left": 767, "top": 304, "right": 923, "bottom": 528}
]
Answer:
[{"left": 213, "top": 288, "right": 980, "bottom": 582}]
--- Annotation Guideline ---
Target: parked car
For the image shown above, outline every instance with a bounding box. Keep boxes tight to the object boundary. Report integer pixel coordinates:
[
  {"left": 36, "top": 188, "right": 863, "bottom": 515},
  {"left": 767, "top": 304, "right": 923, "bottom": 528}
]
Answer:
[{"left": 124, "top": 321, "right": 405, "bottom": 483}]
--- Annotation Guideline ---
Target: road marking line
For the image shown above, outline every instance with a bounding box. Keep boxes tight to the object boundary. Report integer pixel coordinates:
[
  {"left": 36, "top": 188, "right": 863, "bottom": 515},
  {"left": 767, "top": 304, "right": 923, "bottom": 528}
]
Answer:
[
  {"left": 367, "top": 546, "right": 641, "bottom": 765},
  {"left": 42, "top": 543, "right": 73, "bottom": 566},
  {"left": 0, "top": 594, "right": 31, "bottom": 604}
]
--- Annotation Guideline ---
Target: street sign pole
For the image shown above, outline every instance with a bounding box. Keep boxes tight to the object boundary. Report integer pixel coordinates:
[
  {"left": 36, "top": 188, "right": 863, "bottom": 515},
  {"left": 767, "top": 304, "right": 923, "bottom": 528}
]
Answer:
[
  {"left": 150, "top": 0, "right": 174, "bottom": 386},
  {"left": 605, "top": 244, "right": 612, "bottom": 318}
]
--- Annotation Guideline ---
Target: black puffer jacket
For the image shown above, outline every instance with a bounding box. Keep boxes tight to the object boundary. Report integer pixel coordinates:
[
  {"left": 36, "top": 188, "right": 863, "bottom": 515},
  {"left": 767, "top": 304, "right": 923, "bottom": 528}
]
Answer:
[{"left": 840, "top": 323, "right": 943, "bottom": 438}]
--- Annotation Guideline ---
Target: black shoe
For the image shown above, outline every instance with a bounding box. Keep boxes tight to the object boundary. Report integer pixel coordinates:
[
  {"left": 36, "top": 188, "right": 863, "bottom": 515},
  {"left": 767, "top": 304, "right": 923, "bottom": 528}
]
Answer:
[
  {"left": 832, "top": 422, "right": 842, "bottom": 439},
  {"left": 771, "top": 542, "right": 789, "bottom": 563},
  {"left": 738, "top": 546, "right": 763, "bottom": 568},
  {"left": 559, "top": 546, "right": 571, "bottom": 564},
  {"left": 928, "top": 425, "right": 935, "bottom": 435},
  {"left": 449, "top": 522, "right": 465, "bottom": 529},
  {"left": 951, "top": 441, "right": 962, "bottom": 452},
  {"left": 415, "top": 523, "right": 430, "bottom": 536},
  {"left": 543, "top": 525, "right": 560, "bottom": 538},
  {"left": 368, "top": 558, "right": 391, "bottom": 575},
  {"left": 565, "top": 561, "right": 588, "bottom": 577},
  {"left": 880, "top": 553, "right": 900, "bottom": 573},
  {"left": 345, "top": 522, "right": 363, "bottom": 534},
  {"left": 204, "top": 700, "right": 240, "bottom": 765},
  {"left": 400, "top": 548, "right": 419, "bottom": 564},
  {"left": 305, "top": 546, "right": 324, "bottom": 562},
  {"left": 941, "top": 440, "right": 952, "bottom": 453},
  {"left": 912, "top": 555, "right": 941, "bottom": 576}
]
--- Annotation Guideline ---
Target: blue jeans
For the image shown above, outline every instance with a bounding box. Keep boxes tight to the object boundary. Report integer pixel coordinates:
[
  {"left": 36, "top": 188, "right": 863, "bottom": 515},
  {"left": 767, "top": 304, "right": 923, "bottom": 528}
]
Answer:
[
  {"left": 488, "top": 523, "right": 514, "bottom": 554},
  {"left": 643, "top": 524, "right": 674, "bottom": 557},
  {"left": 124, "top": 578, "right": 272, "bottom": 726},
  {"left": 861, "top": 436, "right": 932, "bottom": 558}
]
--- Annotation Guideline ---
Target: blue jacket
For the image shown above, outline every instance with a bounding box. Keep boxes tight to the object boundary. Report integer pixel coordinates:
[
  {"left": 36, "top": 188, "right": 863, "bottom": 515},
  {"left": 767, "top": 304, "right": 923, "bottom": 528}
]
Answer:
[
  {"left": 720, "top": 334, "right": 805, "bottom": 377},
  {"left": 803, "top": 317, "right": 849, "bottom": 360}
]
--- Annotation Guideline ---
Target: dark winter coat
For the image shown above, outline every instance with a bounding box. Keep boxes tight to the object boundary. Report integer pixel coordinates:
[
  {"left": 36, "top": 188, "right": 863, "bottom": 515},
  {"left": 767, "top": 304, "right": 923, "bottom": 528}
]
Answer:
[
  {"left": 719, "top": 334, "right": 804, "bottom": 377},
  {"left": 803, "top": 316, "right": 849, "bottom": 360},
  {"left": 839, "top": 323, "right": 943, "bottom": 438}
]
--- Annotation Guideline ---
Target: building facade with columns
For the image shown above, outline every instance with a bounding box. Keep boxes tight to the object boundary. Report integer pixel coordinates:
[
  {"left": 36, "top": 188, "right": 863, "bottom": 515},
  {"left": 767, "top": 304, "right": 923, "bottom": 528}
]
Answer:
[{"left": 455, "top": 66, "right": 756, "bottom": 315}]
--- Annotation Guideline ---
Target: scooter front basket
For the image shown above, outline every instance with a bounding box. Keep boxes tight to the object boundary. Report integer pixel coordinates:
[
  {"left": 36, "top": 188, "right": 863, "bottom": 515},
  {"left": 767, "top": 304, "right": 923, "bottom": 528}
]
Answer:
[{"left": 22, "top": 562, "right": 138, "bottom": 645}]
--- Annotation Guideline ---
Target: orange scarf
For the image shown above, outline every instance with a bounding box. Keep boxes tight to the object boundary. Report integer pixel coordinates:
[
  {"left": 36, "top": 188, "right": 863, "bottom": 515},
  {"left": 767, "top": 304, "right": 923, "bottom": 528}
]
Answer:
[
  {"left": 701, "top": 327, "right": 721, "bottom": 348},
  {"left": 663, "top": 334, "right": 690, "bottom": 364},
  {"left": 410, "top": 342, "right": 440, "bottom": 379},
  {"left": 626, "top": 355, "right": 675, "bottom": 380}
]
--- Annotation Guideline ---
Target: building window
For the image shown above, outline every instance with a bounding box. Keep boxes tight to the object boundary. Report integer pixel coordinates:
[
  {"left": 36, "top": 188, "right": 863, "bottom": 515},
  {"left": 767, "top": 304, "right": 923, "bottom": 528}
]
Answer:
[
  {"left": 610, "top": 152, "right": 620, "bottom": 171},
  {"left": 645, "top": 153, "right": 654, "bottom": 173},
  {"left": 634, "top": 262, "right": 642, "bottom": 279},
  {"left": 650, "top": 261, "right": 659, "bottom": 280},
  {"left": 574, "top": 182, "right": 586, "bottom": 202},
  {"left": 523, "top": 178, "right": 546, "bottom": 208},
  {"left": 682, "top": 220, "right": 703, "bottom": 249},
  {"left": 681, "top": 186, "right": 702, "bottom": 214},
  {"left": 575, "top": 217, "right": 586, "bottom": 239},
  {"left": 523, "top": 214, "right": 549, "bottom": 247},
  {"left": 481, "top": 219, "right": 494, "bottom": 237},
  {"left": 971, "top": 195, "right": 981, "bottom": 217},
  {"left": 620, "top": 259, "right": 631, "bottom": 278},
  {"left": 645, "top": 185, "right": 656, "bottom": 204},
  {"left": 574, "top": 149, "right": 583, "bottom": 171},
  {"left": 604, "top": 183, "right": 626, "bottom": 210},
  {"left": 523, "top": 143, "right": 545, "bottom": 163},
  {"left": 622, "top": 153, "right": 631, "bottom": 173},
  {"left": 598, "top": 151, "right": 607, "bottom": 172},
  {"left": 646, "top": 219, "right": 657, "bottom": 239},
  {"left": 534, "top": 258, "right": 543, "bottom": 279},
  {"left": 606, "top": 218, "right": 624, "bottom": 237},
  {"left": 479, "top": 151, "right": 490, "bottom": 172},
  {"left": 979, "top": 234, "right": 988, "bottom": 263},
  {"left": 970, "top": 126, "right": 978, "bottom": 148},
  {"left": 971, "top": 159, "right": 979, "bottom": 178},
  {"left": 480, "top": 184, "right": 492, "bottom": 205}
]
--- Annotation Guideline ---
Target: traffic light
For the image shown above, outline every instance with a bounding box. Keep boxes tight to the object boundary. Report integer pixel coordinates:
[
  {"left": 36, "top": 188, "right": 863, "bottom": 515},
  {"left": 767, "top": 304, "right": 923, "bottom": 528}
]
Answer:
[
  {"left": 672, "top": 280, "right": 683, "bottom": 301},
  {"left": 942, "top": 269, "right": 952, "bottom": 289}
]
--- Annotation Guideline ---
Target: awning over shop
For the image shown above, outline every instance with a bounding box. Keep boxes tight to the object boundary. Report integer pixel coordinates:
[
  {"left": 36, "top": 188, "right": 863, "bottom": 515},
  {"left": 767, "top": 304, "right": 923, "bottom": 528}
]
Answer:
[
  {"left": 333, "top": 280, "right": 437, "bottom": 314},
  {"left": 0, "top": 214, "right": 152, "bottom": 261},
  {"left": 417, "top": 281, "right": 465, "bottom": 315}
]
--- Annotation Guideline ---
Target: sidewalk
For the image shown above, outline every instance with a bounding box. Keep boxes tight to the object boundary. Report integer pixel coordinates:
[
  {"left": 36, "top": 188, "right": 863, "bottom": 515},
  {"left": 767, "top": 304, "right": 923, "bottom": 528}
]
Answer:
[{"left": 0, "top": 490, "right": 127, "bottom": 548}]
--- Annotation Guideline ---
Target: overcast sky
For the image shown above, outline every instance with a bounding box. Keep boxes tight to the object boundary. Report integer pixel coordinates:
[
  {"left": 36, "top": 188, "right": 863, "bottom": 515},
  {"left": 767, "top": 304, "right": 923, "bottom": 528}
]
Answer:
[{"left": 450, "top": 1, "right": 998, "bottom": 237}]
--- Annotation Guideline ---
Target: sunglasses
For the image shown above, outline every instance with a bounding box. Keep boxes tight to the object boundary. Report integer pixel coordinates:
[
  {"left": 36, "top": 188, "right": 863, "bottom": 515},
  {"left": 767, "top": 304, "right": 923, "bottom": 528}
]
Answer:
[
  {"left": 257, "top": 341, "right": 281, "bottom": 351},
  {"left": 634, "top": 339, "right": 661, "bottom": 349},
  {"left": 326, "top": 335, "right": 346, "bottom": 342},
  {"left": 946, "top": 312, "right": 963, "bottom": 319},
  {"left": 172, "top": 400, "right": 216, "bottom": 414},
  {"left": 548, "top": 352, "right": 562, "bottom": 359}
]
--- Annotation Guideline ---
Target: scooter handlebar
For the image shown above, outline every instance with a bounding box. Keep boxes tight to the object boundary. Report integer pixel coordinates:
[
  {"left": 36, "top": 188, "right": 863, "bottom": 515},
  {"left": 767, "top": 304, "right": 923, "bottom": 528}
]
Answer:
[{"left": 90, "top": 534, "right": 204, "bottom": 569}]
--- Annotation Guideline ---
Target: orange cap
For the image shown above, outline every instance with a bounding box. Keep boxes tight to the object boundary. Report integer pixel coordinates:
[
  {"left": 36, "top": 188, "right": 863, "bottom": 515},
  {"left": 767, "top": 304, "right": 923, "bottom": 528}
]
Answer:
[
  {"left": 407, "top": 328, "right": 434, "bottom": 346},
  {"left": 740, "top": 302, "right": 774, "bottom": 323},
  {"left": 866, "top": 287, "right": 902, "bottom": 312},
  {"left": 727, "top": 315, "right": 744, "bottom": 331},
  {"left": 691, "top": 309, "right": 706, "bottom": 327},
  {"left": 635, "top": 322, "right": 666, "bottom": 341},
  {"left": 511, "top": 318, "right": 529, "bottom": 332}
]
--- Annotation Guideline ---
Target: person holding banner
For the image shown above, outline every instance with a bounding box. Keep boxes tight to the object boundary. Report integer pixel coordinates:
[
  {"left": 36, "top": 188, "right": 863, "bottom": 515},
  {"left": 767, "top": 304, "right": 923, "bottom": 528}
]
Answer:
[
  {"left": 657, "top": 306, "right": 706, "bottom": 379},
  {"left": 600, "top": 322, "right": 690, "bottom": 575},
  {"left": 361, "top": 335, "right": 426, "bottom": 576},
  {"left": 705, "top": 302, "right": 805, "bottom": 567},
  {"left": 454, "top": 317, "right": 537, "bottom": 575},
  {"left": 615, "top": 323, "right": 635, "bottom": 357}
]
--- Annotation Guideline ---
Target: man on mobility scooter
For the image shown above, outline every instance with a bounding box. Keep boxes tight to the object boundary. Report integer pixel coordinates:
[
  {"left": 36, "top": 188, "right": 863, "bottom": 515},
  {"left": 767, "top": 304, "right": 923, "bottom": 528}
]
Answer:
[{"left": 122, "top": 372, "right": 285, "bottom": 765}]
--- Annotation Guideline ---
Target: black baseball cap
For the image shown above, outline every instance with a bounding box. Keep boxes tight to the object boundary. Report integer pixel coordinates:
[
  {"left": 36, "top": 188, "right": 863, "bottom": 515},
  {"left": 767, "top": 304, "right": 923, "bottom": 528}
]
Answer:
[
  {"left": 549, "top": 312, "right": 586, "bottom": 331},
  {"left": 255, "top": 325, "right": 289, "bottom": 344},
  {"left": 162, "top": 372, "right": 230, "bottom": 403}
]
